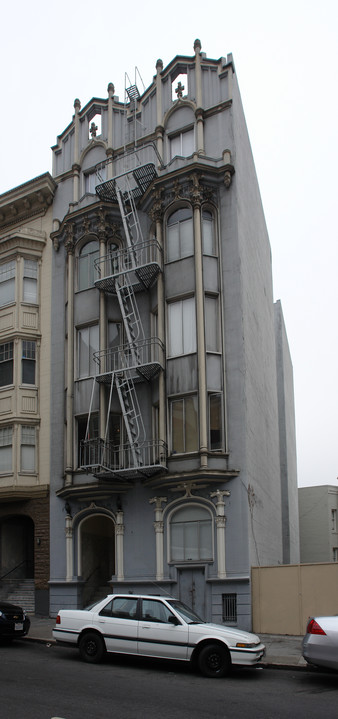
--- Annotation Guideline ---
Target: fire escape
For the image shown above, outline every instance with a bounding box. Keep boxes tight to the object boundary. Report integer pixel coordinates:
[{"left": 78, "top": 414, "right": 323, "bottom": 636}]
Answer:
[{"left": 80, "top": 162, "right": 167, "bottom": 480}]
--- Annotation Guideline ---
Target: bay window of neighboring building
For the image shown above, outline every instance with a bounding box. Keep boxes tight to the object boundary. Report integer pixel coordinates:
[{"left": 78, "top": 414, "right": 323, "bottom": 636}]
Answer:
[
  {"left": 0, "top": 426, "right": 12, "bottom": 473},
  {"left": 23, "top": 259, "right": 38, "bottom": 303},
  {"left": 168, "top": 297, "right": 196, "bottom": 357},
  {"left": 0, "top": 260, "right": 15, "bottom": 306},
  {"left": 170, "top": 505, "right": 213, "bottom": 561},
  {"left": 166, "top": 207, "right": 193, "bottom": 262},
  {"left": 77, "top": 325, "right": 99, "bottom": 378},
  {"left": 169, "top": 127, "right": 194, "bottom": 160},
  {"left": 209, "top": 393, "right": 223, "bottom": 451},
  {"left": 21, "top": 426, "right": 36, "bottom": 472},
  {"left": 78, "top": 240, "right": 99, "bottom": 290},
  {"left": 22, "top": 341, "right": 36, "bottom": 385},
  {"left": 0, "top": 341, "right": 13, "bottom": 386},
  {"left": 170, "top": 395, "right": 198, "bottom": 454}
]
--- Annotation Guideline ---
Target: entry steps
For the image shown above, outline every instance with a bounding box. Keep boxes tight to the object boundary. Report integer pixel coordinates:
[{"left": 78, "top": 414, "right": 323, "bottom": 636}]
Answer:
[{"left": 0, "top": 578, "right": 35, "bottom": 614}]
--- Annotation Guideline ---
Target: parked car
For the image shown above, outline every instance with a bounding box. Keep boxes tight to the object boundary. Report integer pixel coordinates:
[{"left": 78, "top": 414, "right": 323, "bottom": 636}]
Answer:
[
  {"left": 53, "top": 593, "right": 265, "bottom": 677},
  {"left": 302, "top": 616, "right": 338, "bottom": 671},
  {"left": 0, "top": 600, "right": 30, "bottom": 642}
]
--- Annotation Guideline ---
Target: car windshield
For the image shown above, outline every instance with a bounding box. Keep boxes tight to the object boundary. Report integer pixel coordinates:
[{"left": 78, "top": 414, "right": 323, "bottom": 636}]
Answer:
[{"left": 168, "top": 600, "right": 205, "bottom": 624}]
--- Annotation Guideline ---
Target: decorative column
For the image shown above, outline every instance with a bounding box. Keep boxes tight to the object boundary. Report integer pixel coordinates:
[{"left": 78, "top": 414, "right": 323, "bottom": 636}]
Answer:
[
  {"left": 107, "top": 83, "right": 115, "bottom": 180},
  {"left": 97, "top": 209, "right": 107, "bottom": 438},
  {"left": 65, "top": 510, "right": 73, "bottom": 582},
  {"left": 73, "top": 98, "right": 81, "bottom": 203},
  {"left": 210, "top": 489, "right": 230, "bottom": 579},
  {"left": 65, "top": 225, "right": 75, "bottom": 486},
  {"left": 194, "top": 39, "right": 205, "bottom": 156},
  {"left": 150, "top": 193, "right": 166, "bottom": 453},
  {"left": 155, "top": 59, "right": 164, "bottom": 165},
  {"left": 150, "top": 497, "right": 167, "bottom": 581},
  {"left": 115, "top": 510, "right": 125, "bottom": 581},
  {"left": 191, "top": 174, "right": 208, "bottom": 468}
]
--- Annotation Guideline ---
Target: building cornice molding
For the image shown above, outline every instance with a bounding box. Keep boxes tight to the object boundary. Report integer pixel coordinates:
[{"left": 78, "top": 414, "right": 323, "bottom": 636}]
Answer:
[{"left": 0, "top": 173, "right": 56, "bottom": 232}]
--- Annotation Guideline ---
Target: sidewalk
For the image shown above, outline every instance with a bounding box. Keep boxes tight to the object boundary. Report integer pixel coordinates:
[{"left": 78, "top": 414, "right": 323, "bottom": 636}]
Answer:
[{"left": 26, "top": 616, "right": 307, "bottom": 669}]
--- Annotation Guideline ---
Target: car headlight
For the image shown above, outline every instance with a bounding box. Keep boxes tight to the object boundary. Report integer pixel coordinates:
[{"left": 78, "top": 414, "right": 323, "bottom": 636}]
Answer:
[
  {"left": 236, "top": 642, "right": 258, "bottom": 648},
  {"left": 0, "top": 611, "right": 4, "bottom": 618}
]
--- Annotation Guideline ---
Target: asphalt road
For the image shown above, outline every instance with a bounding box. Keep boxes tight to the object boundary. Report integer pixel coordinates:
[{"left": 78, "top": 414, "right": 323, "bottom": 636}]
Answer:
[{"left": 1, "top": 640, "right": 337, "bottom": 719}]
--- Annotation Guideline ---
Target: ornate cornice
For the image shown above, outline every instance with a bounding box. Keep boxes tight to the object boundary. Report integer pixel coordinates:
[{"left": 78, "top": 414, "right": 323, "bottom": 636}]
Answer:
[{"left": 0, "top": 173, "right": 57, "bottom": 232}]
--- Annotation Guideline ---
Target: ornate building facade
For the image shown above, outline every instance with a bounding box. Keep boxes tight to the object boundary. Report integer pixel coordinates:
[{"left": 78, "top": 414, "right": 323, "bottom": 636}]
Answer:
[
  {"left": 0, "top": 173, "right": 56, "bottom": 613},
  {"left": 47, "top": 40, "right": 299, "bottom": 627}
]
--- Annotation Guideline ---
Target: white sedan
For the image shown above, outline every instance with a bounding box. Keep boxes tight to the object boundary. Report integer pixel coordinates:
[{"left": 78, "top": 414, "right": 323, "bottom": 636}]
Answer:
[{"left": 53, "top": 593, "right": 265, "bottom": 677}]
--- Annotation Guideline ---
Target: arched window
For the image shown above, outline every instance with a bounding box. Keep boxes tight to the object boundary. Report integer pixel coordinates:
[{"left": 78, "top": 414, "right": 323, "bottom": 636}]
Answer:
[
  {"left": 170, "top": 505, "right": 212, "bottom": 561},
  {"left": 202, "top": 209, "right": 216, "bottom": 255},
  {"left": 166, "top": 208, "right": 193, "bottom": 262},
  {"left": 78, "top": 240, "right": 99, "bottom": 290}
]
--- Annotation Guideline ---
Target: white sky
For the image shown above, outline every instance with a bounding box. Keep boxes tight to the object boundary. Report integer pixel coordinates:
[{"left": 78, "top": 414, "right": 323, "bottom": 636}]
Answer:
[{"left": 1, "top": 0, "right": 337, "bottom": 488}]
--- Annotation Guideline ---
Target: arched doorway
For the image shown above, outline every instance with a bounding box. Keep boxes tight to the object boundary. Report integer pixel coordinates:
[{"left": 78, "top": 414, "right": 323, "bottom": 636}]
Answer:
[
  {"left": 79, "top": 514, "right": 115, "bottom": 605},
  {"left": 0, "top": 516, "right": 34, "bottom": 579}
]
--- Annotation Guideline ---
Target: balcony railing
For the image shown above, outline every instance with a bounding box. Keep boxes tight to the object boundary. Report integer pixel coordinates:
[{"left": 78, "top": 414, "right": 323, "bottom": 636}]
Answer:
[
  {"left": 94, "top": 239, "right": 162, "bottom": 293},
  {"left": 94, "top": 337, "right": 165, "bottom": 383},
  {"left": 80, "top": 438, "right": 167, "bottom": 479}
]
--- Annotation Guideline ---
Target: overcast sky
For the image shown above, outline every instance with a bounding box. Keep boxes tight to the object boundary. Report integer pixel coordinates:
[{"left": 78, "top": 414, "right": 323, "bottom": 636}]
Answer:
[{"left": 1, "top": 0, "right": 337, "bottom": 488}]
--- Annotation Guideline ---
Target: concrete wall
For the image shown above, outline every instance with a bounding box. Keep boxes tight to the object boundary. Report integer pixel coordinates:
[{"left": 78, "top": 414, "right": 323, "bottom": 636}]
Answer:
[
  {"left": 299, "top": 485, "right": 338, "bottom": 563},
  {"left": 252, "top": 563, "right": 338, "bottom": 635}
]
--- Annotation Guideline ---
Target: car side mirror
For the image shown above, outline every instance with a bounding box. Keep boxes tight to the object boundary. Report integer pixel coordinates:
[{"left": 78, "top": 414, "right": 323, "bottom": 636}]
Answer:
[{"left": 168, "top": 615, "right": 181, "bottom": 626}]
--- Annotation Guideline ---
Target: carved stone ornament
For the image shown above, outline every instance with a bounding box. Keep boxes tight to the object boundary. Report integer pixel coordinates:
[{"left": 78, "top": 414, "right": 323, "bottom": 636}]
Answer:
[
  {"left": 149, "top": 188, "right": 164, "bottom": 223},
  {"left": 96, "top": 207, "right": 108, "bottom": 238},
  {"left": 81, "top": 216, "right": 91, "bottom": 235},
  {"left": 189, "top": 172, "right": 204, "bottom": 207},
  {"left": 64, "top": 223, "right": 76, "bottom": 254}
]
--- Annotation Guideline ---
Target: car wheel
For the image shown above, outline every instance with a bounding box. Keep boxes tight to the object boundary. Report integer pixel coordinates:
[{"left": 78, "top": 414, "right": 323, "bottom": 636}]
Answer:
[
  {"left": 198, "top": 643, "right": 231, "bottom": 678},
  {"left": 79, "top": 632, "right": 105, "bottom": 663}
]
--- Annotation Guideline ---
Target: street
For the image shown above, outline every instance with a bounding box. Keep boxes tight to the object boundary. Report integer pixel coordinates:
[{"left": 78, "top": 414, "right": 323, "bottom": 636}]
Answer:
[{"left": 1, "top": 640, "right": 337, "bottom": 719}]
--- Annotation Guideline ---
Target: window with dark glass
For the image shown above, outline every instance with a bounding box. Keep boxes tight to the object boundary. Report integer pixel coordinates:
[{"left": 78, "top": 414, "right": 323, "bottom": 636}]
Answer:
[
  {"left": 170, "top": 395, "right": 198, "bottom": 454},
  {"left": 209, "top": 393, "right": 223, "bottom": 451},
  {"left": 22, "top": 341, "right": 36, "bottom": 384},
  {"left": 0, "top": 342, "right": 13, "bottom": 386}
]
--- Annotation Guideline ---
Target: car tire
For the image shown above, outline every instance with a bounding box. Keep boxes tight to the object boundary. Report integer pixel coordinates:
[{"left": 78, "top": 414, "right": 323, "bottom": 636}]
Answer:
[
  {"left": 79, "top": 632, "right": 105, "bottom": 663},
  {"left": 198, "top": 642, "right": 231, "bottom": 678}
]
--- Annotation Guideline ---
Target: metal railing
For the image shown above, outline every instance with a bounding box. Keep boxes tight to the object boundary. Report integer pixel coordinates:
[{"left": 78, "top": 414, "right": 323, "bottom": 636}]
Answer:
[
  {"left": 80, "top": 438, "right": 167, "bottom": 477},
  {"left": 94, "top": 239, "right": 162, "bottom": 291},
  {"left": 93, "top": 337, "right": 165, "bottom": 379}
]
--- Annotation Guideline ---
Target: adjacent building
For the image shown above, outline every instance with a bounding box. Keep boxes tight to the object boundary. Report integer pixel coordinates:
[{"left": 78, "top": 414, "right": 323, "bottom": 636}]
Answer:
[
  {"left": 48, "top": 40, "right": 299, "bottom": 628},
  {"left": 299, "top": 485, "right": 338, "bottom": 563},
  {"left": 0, "top": 173, "right": 56, "bottom": 613}
]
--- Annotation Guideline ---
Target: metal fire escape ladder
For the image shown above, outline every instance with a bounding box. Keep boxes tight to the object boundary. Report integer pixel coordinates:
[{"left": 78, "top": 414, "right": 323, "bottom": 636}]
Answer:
[{"left": 115, "top": 370, "right": 145, "bottom": 467}]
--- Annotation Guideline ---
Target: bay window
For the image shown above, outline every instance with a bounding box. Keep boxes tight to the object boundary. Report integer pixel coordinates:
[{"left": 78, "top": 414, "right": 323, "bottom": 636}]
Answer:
[
  {"left": 167, "top": 208, "right": 193, "bottom": 262},
  {"left": 23, "top": 259, "right": 38, "bottom": 303},
  {"left": 78, "top": 240, "right": 99, "bottom": 290},
  {"left": 170, "top": 395, "right": 198, "bottom": 454},
  {"left": 0, "top": 426, "right": 12, "bottom": 472},
  {"left": 77, "top": 325, "right": 99, "bottom": 378},
  {"left": 0, "top": 260, "right": 15, "bottom": 306},
  {"left": 168, "top": 297, "right": 196, "bottom": 357},
  {"left": 209, "top": 393, "right": 223, "bottom": 451},
  {"left": 21, "top": 426, "right": 36, "bottom": 472},
  {"left": 22, "top": 341, "right": 36, "bottom": 384},
  {"left": 0, "top": 341, "right": 13, "bottom": 386}
]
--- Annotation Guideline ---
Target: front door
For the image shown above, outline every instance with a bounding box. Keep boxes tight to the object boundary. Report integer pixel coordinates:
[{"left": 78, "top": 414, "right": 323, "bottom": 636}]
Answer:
[
  {"left": 137, "top": 597, "right": 189, "bottom": 659},
  {"left": 177, "top": 567, "right": 206, "bottom": 619}
]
